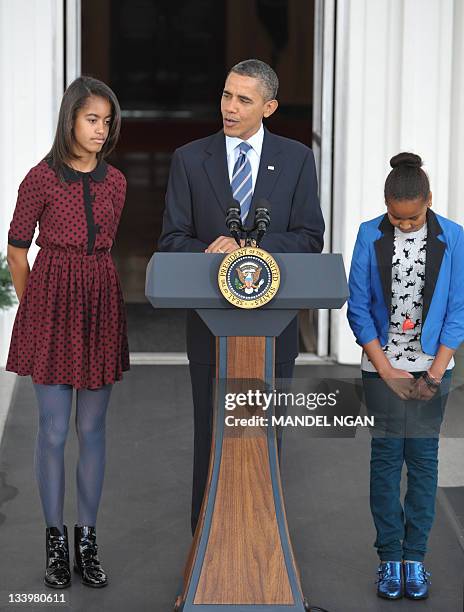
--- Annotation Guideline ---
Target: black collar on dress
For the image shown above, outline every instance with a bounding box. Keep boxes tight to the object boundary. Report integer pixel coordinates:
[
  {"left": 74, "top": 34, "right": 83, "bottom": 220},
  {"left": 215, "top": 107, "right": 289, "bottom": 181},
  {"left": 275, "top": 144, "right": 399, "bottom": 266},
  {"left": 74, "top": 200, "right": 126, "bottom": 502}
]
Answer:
[
  {"left": 374, "top": 208, "right": 445, "bottom": 325},
  {"left": 46, "top": 158, "right": 108, "bottom": 182}
]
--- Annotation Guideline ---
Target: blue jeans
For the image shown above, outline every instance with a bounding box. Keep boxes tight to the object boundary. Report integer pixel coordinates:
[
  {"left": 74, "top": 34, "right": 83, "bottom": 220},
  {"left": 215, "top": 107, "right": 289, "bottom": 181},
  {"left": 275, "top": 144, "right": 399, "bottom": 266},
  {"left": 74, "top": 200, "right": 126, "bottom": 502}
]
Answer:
[{"left": 362, "top": 370, "right": 452, "bottom": 561}]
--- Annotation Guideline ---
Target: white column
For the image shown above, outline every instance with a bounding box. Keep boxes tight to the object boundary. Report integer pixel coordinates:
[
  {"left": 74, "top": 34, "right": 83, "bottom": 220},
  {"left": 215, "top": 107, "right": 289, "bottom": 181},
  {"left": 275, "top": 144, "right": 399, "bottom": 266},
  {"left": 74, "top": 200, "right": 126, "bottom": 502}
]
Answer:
[
  {"left": 400, "top": 0, "right": 453, "bottom": 212},
  {"left": 0, "top": 0, "right": 63, "bottom": 366},
  {"left": 449, "top": 0, "right": 464, "bottom": 225},
  {"left": 331, "top": 0, "right": 454, "bottom": 364}
]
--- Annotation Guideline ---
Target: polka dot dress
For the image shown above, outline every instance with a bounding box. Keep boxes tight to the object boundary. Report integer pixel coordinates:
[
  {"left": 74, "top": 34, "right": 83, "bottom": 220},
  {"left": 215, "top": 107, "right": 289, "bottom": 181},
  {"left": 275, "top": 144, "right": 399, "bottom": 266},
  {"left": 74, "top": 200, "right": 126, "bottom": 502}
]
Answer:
[{"left": 6, "top": 159, "right": 130, "bottom": 389}]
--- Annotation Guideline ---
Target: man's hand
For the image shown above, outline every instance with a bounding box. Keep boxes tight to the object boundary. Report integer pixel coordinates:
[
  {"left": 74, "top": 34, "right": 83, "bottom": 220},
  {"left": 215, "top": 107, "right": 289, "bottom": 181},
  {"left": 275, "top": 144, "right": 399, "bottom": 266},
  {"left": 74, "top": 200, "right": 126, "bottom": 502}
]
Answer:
[
  {"left": 380, "top": 367, "right": 416, "bottom": 400},
  {"left": 205, "top": 236, "right": 244, "bottom": 253}
]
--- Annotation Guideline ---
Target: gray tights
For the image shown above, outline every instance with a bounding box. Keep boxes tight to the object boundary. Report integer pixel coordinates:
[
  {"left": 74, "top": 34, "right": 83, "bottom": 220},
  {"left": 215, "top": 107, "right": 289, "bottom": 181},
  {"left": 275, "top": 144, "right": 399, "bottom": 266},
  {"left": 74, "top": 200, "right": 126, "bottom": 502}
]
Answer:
[{"left": 33, "top": 383, "right": 112, "bottom": 532}]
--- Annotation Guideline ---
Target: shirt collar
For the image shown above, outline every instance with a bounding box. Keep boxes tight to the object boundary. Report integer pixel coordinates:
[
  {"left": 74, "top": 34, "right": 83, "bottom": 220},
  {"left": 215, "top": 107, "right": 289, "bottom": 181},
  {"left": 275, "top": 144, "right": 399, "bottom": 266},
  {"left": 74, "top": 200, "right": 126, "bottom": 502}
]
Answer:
[
  {"left": 47, "top": 158, "right": 108, "bottom": 182},
  {"left": 225, "top": 123, "right": 264, "bottom": 158}
]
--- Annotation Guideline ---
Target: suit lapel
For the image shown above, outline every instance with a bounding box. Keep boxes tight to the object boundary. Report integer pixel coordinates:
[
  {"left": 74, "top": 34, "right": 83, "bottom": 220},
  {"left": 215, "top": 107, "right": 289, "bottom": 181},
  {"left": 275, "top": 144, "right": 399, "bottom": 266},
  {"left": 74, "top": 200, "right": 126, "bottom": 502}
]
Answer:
[
  {"left": 423, "top": 209, "right": 445, "bottom": 324},
  {"left": 245, "top": 128, "right": 283, "bottom": 227},
  {"left": 203, "top": 130, "right": 233, "bottom": 215},
  {"left": 374, "top": 214, "right": 394, "bottom": 315}
]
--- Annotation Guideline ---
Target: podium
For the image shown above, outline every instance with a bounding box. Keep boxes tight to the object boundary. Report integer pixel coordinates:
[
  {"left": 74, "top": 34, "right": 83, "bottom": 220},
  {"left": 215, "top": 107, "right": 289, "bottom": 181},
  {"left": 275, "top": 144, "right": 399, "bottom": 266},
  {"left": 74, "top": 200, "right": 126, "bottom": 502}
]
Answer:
[{"left": 146, "top": 252, "right": 348, "bottom": 611}]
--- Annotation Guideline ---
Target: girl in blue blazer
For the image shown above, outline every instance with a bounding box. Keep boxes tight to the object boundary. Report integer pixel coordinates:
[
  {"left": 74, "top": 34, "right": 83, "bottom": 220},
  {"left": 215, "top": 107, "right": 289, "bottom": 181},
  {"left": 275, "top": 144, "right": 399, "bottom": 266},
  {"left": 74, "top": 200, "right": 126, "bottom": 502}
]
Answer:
[{"left": 347, "top": 152, "right": 464, "bottom": 601}]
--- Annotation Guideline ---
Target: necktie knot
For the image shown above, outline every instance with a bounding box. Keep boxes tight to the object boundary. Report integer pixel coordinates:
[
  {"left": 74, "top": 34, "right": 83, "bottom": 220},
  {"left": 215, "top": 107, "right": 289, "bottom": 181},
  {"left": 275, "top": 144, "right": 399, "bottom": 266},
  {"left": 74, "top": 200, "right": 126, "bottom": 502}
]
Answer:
[{"left": 238, "top": 142, "right": 252, "bottom": 154}]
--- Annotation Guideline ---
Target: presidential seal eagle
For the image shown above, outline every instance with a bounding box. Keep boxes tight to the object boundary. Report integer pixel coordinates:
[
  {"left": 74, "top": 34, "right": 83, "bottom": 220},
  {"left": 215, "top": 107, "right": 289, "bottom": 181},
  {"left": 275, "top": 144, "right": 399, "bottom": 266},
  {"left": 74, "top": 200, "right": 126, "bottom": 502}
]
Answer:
[{"left": 236, "top": 264, "right": 263, "bottom": 294}]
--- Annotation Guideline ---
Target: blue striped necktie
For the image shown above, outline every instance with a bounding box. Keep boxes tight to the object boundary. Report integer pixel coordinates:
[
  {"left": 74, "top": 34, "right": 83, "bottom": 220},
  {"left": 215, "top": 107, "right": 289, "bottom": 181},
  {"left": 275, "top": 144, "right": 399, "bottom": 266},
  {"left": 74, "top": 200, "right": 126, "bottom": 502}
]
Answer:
[{"left": 231, "top": 142, "right": 253, "bottom": 223}]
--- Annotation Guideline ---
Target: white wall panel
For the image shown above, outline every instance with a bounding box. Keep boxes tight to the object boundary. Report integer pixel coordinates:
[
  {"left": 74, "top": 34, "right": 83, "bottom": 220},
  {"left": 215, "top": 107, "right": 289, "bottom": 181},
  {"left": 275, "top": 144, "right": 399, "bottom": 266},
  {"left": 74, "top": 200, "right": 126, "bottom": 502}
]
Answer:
[
  {"left": 332, "top": 0, "right": 455, "bottom": 364},
  {"left": 0, "top": 0, "right": 63, "bottom": 366},
  {"left": 400, "top": 0, "right": 453, "bottom": 215},
  {"left": 449, "top": 0, "right": 464, "bottom": 225}
]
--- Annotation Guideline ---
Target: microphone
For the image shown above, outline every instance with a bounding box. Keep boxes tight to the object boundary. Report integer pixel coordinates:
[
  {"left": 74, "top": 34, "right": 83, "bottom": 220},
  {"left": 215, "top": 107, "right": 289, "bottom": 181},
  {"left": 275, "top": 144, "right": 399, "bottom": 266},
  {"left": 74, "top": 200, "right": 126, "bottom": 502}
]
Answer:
[
  {"left": 254, "top": 199, "right": 271, "bottom": 246},
  {"left": 225, "top": 199, "right": 243, "bottom": 247}
]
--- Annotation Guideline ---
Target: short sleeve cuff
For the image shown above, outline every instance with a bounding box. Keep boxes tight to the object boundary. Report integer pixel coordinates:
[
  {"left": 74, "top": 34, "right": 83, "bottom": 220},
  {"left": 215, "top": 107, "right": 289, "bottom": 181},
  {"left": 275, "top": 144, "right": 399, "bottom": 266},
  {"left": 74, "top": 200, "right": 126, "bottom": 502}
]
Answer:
[
  {"left": 438, "top": 334, "right": 461, "bottom": 351},
  {"left": 8, "top": 237, "right": 32, "bottom": 248}
]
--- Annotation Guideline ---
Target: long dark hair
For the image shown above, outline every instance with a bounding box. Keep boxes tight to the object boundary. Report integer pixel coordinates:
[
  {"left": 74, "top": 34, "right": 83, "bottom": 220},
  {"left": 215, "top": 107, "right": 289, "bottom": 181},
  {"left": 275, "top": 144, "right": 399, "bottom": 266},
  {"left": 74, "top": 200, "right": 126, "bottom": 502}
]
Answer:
[{"left": 46, "top": 76, "right": 121, "bottom": 179}]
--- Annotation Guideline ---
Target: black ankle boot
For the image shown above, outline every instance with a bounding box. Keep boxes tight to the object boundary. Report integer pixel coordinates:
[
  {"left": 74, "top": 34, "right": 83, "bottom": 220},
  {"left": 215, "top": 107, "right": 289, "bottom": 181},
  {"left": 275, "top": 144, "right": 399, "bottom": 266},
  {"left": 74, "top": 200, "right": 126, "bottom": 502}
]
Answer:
[
  {"left": 44, "top": 526, "right": 71, "bottom": 588},
  {"left": 73, "top": 525, "right": 108, "bottom": 587}
]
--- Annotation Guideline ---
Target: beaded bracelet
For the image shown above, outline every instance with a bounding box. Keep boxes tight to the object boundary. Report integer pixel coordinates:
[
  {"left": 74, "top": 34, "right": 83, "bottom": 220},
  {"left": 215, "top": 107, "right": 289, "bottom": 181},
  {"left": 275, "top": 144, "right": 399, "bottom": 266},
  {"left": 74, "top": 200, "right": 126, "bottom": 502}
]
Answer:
[{"left": 422, "top": 370, "right": 441, "bottom": 390}]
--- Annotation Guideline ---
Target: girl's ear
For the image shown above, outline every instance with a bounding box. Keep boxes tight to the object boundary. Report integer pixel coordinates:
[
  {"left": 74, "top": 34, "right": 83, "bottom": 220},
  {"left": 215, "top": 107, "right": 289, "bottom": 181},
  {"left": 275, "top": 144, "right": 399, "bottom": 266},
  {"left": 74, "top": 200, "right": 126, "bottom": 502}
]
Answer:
[{"left": 427, "top": 191, "right": 433, "bottom": 207}]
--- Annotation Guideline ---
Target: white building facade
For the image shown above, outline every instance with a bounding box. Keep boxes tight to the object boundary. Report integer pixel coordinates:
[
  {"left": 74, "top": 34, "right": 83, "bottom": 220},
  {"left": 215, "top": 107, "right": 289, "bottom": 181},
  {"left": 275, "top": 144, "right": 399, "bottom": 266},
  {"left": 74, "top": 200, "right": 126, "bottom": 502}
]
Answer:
[{"left": 0, "top": 0, "right": 463, "bottom": 366}]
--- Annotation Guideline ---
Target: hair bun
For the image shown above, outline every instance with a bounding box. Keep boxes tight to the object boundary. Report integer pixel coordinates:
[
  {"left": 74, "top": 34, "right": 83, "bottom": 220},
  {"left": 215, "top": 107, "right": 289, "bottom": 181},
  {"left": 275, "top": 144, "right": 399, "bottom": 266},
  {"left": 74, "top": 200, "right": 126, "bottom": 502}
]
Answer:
[{"left": 390, "top": 152, "right": 422, "bottom": 169}]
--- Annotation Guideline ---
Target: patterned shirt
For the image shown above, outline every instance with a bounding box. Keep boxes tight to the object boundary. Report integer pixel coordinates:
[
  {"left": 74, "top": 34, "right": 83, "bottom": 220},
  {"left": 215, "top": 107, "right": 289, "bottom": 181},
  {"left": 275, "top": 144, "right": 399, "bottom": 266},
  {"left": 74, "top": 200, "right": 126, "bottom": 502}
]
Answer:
[{"left": 362, "top": 223, "right": 454, "bottom": 372}]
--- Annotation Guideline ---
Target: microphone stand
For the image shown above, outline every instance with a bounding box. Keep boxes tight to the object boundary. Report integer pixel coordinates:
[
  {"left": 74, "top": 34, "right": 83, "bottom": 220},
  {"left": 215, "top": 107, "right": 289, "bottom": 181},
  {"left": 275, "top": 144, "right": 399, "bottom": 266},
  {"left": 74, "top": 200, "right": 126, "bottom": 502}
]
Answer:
[{"left": 227, "top": 206, "right": 271, "bottom": 248}]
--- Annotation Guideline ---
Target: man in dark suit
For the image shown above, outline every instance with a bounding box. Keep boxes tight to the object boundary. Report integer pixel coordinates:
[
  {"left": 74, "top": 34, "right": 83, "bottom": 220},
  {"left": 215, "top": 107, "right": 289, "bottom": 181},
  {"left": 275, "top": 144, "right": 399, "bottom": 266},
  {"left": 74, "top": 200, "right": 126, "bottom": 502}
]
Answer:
[{"left": 158, "top": 59, "right": 324, "bottom": 534}]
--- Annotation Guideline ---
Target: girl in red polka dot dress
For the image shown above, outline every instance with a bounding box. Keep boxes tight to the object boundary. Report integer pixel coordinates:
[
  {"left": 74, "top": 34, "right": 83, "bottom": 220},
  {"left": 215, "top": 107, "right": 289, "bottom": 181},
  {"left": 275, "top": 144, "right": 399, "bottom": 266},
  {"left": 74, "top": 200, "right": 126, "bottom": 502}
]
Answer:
[{"left": 6, "top": 77, "right": 129, "bottom": 589}]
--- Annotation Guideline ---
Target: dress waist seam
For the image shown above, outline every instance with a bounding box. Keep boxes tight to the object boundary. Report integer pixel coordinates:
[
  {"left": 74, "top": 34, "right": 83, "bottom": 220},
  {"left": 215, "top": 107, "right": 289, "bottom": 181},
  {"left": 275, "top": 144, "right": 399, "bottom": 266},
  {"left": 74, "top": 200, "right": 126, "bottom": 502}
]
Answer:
[{"left": 39, "top": 246, "right": 111, "bottom": 257}]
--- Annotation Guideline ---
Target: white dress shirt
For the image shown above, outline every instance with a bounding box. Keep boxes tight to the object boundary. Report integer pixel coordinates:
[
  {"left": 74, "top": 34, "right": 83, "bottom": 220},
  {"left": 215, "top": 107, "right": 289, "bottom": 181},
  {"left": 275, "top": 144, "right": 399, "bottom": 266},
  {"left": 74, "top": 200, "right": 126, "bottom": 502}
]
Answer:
[{"left": 225, "top": 123, "right": 264, "bottom": 191}]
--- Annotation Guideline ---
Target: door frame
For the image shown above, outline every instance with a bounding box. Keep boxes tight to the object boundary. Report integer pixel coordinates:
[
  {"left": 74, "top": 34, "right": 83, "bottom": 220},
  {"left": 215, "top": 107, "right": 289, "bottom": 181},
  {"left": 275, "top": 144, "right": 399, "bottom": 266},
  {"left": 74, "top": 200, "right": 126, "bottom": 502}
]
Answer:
[
  {"left": 312, "top": 0, "right": 336, "bottom": 358},
  {"left": 65, "top": 0, "right": 81, "bottom": 85}
]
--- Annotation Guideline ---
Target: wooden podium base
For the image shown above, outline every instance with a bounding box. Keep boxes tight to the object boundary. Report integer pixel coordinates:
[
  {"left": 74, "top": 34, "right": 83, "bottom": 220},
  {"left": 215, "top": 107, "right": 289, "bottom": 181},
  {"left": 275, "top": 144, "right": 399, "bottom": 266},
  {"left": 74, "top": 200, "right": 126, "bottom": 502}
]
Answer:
[{"left": 175, "top": 336, "right": 309, "bottom": 611}]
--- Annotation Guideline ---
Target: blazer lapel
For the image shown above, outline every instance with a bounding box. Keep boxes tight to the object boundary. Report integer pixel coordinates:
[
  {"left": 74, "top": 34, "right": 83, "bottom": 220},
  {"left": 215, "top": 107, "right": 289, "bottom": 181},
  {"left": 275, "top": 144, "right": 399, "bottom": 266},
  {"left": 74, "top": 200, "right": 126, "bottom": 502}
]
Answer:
[
  {"left": 203, "top": 130, "right": 233, "bottom": 215},
  {"left": 374, "top": 214, "right": 394, "bottom": 315},
  {"left": 244, "top": 128, "right": 283, "bottom": 228},
  {"left": 423, "top": 209, "right": 446, "bottom": 324}
]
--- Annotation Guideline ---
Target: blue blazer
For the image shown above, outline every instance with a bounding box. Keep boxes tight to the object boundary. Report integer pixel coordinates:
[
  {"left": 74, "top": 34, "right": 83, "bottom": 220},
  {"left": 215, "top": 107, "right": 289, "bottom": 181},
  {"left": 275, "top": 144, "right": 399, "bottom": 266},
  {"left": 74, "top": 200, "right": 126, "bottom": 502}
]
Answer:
[{"left": 347, "top": 209, "right": 464, "bottom": 354}]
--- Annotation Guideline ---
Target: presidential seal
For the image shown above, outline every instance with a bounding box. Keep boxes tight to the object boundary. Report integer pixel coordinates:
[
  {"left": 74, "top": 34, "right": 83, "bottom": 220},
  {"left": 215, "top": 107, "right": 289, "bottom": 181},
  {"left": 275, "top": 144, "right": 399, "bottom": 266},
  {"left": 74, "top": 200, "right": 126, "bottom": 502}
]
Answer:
[{"left": 218, "top": 247, "right": 280, "bottom": 309}]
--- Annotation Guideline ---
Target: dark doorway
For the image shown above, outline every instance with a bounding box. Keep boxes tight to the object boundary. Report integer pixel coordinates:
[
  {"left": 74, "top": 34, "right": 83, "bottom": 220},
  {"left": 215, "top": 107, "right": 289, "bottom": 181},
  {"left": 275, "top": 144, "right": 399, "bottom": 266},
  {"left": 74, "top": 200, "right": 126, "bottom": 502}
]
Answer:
[{"left": 81, "top": 0, "right": 316, "bottom": 352}]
